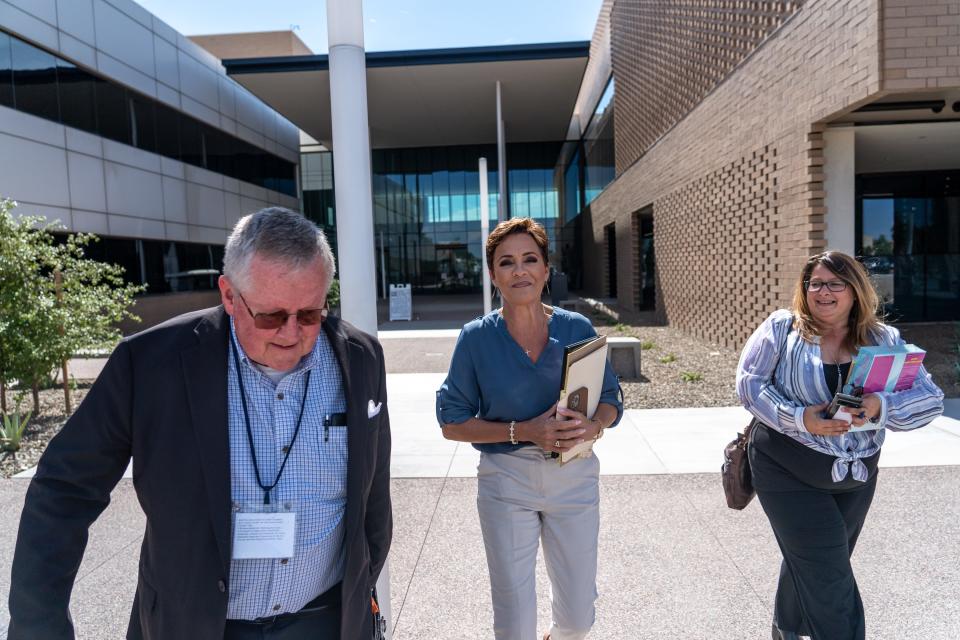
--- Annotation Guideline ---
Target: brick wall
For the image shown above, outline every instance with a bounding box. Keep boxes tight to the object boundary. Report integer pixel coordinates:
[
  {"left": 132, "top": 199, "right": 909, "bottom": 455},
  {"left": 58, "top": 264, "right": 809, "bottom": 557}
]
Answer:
[
  {"left": 655, "top": 146, "right": 779, "bottom": 345},
  {"left": 586, "top": 0, "right": 883, "bottom": 348},
  {"left": 611, "top": 0, "right": 804, "bottom": 175},
  {"left": 882, "top": 0, "right": 960, "bottom": 90}
]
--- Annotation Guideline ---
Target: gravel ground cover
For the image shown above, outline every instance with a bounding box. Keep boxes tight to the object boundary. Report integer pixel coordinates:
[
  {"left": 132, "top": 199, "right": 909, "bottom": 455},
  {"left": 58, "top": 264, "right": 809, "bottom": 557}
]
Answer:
[
  {"left": 1, "top": 385, "right": 90, "bottom": 479},
  {"left": 589, "top": 308, "right": 958, "bottom": 410}
]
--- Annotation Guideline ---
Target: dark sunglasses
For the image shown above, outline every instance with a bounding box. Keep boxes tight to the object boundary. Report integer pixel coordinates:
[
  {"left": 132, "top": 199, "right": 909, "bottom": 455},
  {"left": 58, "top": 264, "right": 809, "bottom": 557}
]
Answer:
[{"left": 236, "top": 291, "right": 327, "bottom": 330}]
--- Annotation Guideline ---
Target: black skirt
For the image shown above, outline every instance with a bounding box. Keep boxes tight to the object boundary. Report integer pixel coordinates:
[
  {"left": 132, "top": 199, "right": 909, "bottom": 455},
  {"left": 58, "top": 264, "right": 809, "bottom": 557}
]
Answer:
[{"left": 749, "top": 423, "right": 880, "bottom": 493}]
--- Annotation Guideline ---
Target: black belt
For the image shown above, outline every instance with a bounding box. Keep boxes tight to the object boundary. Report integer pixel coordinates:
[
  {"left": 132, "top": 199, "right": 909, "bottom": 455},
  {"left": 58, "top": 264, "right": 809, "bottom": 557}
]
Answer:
[{"left": 234, "top": 583, "right": 342, "bottom": 626}]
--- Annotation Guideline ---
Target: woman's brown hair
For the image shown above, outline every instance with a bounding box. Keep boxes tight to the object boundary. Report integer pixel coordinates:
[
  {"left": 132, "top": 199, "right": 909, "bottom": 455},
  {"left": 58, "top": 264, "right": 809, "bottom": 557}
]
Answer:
[
  {"left": 791, "top": 251, "right": 884, "bottom": 351},
  {"left": 485, "top": 217, "right": 549, "bottom": 270}
]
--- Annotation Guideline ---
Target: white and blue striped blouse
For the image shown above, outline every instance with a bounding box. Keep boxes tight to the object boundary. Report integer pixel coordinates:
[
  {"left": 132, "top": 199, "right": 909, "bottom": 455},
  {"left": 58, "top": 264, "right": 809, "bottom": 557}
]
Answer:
[{"left": 736, "top": 309, "right": 944, "bottom": 483}]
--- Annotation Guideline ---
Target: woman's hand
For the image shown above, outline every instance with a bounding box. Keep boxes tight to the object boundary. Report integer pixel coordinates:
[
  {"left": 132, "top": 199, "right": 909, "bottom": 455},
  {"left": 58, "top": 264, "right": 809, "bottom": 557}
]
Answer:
[
  {"left": 802, "top": 402, "right": 852, "bottom": 436},
  {"left": 849, "top": 393, "right": 882, "bottom": 428},
  {"left": 517, "top": 403, "right": 587, "bottom": 453},
  {"left": 556, "top": 405, "right": 603, "bottom": 440}
]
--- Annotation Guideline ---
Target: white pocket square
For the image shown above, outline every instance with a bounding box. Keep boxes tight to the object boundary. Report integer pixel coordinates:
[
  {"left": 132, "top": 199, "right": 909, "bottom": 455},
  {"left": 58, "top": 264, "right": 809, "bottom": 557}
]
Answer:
[{"left": 367, "top": 399, "right": 382, "bottom": 419}]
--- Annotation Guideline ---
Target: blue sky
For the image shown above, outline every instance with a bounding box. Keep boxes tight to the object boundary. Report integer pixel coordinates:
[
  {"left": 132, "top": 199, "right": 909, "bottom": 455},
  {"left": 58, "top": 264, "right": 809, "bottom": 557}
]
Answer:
[{"left": 135, "top": 0, "right": 603, "bottom": 54}]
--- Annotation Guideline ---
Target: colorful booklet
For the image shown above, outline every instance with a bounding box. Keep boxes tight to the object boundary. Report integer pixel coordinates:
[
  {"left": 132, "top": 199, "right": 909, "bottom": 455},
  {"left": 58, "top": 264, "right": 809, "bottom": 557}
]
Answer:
[{"left": 847, "top": 344, "right": 926, "bottom": 394}]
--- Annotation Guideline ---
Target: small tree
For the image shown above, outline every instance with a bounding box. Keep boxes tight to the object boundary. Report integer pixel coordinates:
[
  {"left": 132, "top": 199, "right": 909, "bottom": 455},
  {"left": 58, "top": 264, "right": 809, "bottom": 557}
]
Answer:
[{"left": 0, "top": 199, "right": 144, "bottom": 413}]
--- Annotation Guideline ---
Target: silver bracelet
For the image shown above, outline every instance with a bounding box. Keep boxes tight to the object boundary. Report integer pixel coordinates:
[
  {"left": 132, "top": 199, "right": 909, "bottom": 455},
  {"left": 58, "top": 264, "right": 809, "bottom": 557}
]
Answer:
[{"left": 508, "top": 420, "right": 518, "bottom": 445}]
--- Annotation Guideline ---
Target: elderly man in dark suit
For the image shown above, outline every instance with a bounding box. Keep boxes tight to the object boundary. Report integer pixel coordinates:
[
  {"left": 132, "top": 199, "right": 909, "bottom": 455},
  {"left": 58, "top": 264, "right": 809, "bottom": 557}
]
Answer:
[{"left": 8, "top": 207, "right": 392, "bottom": 639}]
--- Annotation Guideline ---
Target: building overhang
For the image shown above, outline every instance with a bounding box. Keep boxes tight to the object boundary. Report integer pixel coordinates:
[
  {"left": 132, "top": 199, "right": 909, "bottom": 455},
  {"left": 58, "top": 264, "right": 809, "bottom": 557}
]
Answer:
[
  {"left": 833, "top": 88, "right": 960, "bottom": 125},
  {"left": 223, "top": 42, "right": 589, "bottom": 149}
]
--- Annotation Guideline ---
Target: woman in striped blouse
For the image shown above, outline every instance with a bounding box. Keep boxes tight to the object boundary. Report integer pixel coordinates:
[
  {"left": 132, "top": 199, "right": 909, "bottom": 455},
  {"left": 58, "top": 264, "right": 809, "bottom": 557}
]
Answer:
[{"left": 736, "top": 251, "right": 944, "bottom": 640}]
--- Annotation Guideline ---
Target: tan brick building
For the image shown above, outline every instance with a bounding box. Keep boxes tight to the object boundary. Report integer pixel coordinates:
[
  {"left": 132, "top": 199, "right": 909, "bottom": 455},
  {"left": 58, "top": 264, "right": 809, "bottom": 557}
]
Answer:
[{"left": 572, "top": 0, "right": 960, "bottom": 348}]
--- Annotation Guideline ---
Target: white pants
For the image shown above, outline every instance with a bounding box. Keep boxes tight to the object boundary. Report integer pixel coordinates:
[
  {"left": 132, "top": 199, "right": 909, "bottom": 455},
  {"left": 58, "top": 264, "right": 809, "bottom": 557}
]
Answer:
[{"left": 477, "top": 447, "right": 600, "bottom": 640}]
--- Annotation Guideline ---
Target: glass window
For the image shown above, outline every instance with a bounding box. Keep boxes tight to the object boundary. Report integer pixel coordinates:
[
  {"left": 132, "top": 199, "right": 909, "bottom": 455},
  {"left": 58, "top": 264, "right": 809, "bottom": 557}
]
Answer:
[
  {"left": 130, "top": 94, "right": 157, "bottom": 153},
  {"left": 179, "top": 116, "right": 203, "bottom": 168},
  {"left": 861, "top": 199, "right": 894, "bottom": 256},
  {"left": 11, "top": 37, "right": 59, "bottom": 122},
  {"left": 583, "top": 77, "right": 615, "bottom": 206},
  {"left": 562, "top": 146, "right": 582, "bottom": 220},
  {"left": 0, "top": 31, "right": 15, "bottom": 109},
  {"left": 56, "top": 58, "right": 97, "bottom": 132},
  {"left": 432, "top": 147, "right": 450, "bottom": 224},
  {"left": 204, "top": 127, "right": 234, "bottom": 178},
  {"left": 154, "top": 102, "right": 181, "bottom": 160},
  {"left": 858, "top": 171, "right": 960, "bottom": 321},
  {"left": 0, "top": 31, "right": 293, "bottom": 195},
  {"left": 94, "top": 78, "right": 130, "bottom": 145},
  {"left": 101, "top": 237, "right": 140, "bottom": 287}
]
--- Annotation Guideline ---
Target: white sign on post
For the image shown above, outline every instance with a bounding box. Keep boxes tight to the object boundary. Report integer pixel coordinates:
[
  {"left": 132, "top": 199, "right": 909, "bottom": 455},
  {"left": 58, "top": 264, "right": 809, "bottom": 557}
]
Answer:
[{"left": 389, "top": 284, "right": 412, "bottom": 321}]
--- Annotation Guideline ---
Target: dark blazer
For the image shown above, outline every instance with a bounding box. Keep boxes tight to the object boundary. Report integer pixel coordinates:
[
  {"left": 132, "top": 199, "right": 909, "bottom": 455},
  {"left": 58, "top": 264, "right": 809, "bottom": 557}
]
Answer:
[{"left": 8, "top": 306, "right": 392, "bottom": 640}]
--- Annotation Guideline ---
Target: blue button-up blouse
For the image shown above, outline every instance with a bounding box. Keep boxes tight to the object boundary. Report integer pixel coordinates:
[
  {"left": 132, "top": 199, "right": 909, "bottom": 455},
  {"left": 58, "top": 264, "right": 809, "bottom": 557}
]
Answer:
[{"left": 436, "top": 307, "right": 624, "bottom": 453}]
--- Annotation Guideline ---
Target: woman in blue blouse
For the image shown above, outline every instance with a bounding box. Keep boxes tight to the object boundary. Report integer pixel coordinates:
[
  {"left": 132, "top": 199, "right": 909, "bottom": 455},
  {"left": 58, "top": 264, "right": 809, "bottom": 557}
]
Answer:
[
  {"left": 737, "top": 251, "right": 944, "bottom": 640},
  {"left": 437, "top": 218, "right": 622, "bottom": 640}
]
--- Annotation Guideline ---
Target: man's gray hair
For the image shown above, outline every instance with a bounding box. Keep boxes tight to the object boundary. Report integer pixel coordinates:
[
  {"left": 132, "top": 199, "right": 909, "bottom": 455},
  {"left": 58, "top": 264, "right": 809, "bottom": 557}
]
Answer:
[{"left": 223, "top": 207, "right": 336, "bottom": 290}]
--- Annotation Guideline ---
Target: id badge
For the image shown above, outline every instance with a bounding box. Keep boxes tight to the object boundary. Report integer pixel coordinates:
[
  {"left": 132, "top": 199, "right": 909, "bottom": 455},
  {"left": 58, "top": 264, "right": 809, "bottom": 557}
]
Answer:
[{"left": 232, "top": 502, "right": 297, "bottom": 560}]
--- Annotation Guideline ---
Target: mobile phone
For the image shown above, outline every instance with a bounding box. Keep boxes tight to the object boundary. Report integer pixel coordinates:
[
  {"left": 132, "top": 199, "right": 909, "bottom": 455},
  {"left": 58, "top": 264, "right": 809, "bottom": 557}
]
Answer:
[{"left": 823, "top": 392, "right": 863, "bottom": 420}]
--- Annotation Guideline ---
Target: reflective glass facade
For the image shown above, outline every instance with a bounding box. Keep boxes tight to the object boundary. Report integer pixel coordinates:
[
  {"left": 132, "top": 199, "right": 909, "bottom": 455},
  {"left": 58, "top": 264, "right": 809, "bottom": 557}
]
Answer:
[
  {"left": 582, "top": 77, "right": 616, "bottom": 206},
  {"left": 302, "top": 142, "right": 563, "bottom": 293},
  {"left": 553, "top": 76, "right": 617, "bottom": 290},
  {"left": 858, "top": 171, "right": 960, "bottom": 322},
  {"left": 0, "top": 29, "right": 296, "bottom": 197},
  {"left": 55, "top": 234, "right": 224, "bottom": 294}
]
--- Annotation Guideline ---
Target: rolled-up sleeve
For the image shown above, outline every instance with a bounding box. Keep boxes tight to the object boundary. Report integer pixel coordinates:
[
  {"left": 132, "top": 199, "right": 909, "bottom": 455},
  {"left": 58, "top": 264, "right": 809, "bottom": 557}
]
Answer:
[
  {"left": 575, "top": 321, "right": 623, "bottom": 428},
  {"left": 873, "top": 327, "right": 944, "bottom": 432},
  {"left": 736, "top": 310, "right": 808, "bottom": 435},
  {"left": 599, "top": 361, "right": 624, "bottom": 428},
  {"left": 436, "top": 328, "right": 480, "bottom": 427}
]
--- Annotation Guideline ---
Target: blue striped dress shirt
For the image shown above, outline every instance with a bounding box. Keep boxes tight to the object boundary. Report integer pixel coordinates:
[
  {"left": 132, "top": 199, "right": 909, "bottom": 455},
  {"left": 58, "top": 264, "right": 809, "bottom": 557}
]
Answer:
[
  {"left": 737, "top": 309, "right": 944, "bottom": 483},
  {"left": 226, "top": 319, "right": 348, "bottom": 620}
]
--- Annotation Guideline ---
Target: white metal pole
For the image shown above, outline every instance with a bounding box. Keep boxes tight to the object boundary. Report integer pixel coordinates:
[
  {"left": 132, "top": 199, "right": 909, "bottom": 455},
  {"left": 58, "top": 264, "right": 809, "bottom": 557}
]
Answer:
[
  {"left": 479, "top": 157, "right": 492, "bottom": 315},
  {"left": 327, "top": 0, "right": 378, "bottom": 336},
  {"left": 327, "top": 1, "right": 391, "bottom": 635},
  {"left": 496, "top": 80, "right": 507, "bottom": 222},
  {"left": 379, "top": 231, "right": 387, "bottom": 300}
]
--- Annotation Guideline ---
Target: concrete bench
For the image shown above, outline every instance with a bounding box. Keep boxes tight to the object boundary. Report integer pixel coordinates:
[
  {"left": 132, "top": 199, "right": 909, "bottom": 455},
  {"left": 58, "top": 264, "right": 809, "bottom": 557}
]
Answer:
[
  {"left": 606, "top": 336, "right": 642, "bottom": 379},
  {"left": 558, "top": 299, "right": 587, "bottom": 314}
]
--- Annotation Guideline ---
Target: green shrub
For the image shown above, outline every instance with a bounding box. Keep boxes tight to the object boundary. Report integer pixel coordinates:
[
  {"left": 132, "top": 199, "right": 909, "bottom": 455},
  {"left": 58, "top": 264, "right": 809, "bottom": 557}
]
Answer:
[
  {"left": 0, "top": 198, "right": 144, "bottom": 413},
  {"left": 658, "top": 353, "right": 677, "bottom": 364},
  {"left": 326, "top": 278, "right": 340, "bottom": 309},
  {"left": 680, "top": 371, "right": 703, "bottom": 383},
  {"left": 0, "top": 408, "right": 31, "bottom": 452},
  {"left": 640, "top": 340, "right": 656, "bottom": 350}
]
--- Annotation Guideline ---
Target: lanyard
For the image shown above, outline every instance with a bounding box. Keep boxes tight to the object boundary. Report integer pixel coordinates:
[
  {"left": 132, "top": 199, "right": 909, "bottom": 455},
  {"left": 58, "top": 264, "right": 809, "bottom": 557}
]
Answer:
[{"left": 230, "top": 338, "right": 311, "bottom": 505}]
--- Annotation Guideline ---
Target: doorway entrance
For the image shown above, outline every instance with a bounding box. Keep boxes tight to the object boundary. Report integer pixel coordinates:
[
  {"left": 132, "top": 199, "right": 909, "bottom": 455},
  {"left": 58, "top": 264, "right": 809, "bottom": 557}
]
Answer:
[
  {"left": 857, "top": 170, "right": 959, "bottom": 321},
  {"left": 605, "top": 223, "right": 617, "bottom": 298},
  {"left": 635, "top": 208, "right": 655, "bottom": 310}
]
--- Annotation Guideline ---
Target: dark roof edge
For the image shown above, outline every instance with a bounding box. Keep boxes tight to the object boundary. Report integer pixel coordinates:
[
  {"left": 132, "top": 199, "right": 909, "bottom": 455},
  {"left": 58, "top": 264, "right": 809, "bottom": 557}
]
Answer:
[{"left": 223, "top": 41, "right": 590, "bottom": 75}]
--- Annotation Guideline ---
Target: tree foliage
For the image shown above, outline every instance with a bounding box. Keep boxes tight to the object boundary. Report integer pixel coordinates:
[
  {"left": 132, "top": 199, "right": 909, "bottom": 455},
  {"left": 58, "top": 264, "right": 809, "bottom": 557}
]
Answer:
[{"left": 0, "top": 199, "right": 144, "bottom": 412}]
